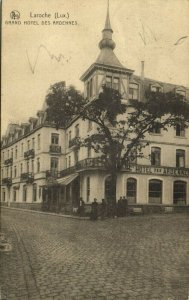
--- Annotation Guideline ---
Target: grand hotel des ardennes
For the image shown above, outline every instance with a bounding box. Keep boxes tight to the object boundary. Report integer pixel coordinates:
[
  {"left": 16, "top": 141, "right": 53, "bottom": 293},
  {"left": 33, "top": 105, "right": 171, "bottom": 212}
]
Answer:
[{"left": 1, "top": 4, "right": 189, "bottom": 214}]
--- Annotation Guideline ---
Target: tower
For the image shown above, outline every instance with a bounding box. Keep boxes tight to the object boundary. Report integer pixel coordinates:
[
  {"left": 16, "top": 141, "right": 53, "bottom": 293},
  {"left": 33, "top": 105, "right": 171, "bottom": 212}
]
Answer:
[{"left": 80, "top": 0, "right": 134, "bottom": 101}]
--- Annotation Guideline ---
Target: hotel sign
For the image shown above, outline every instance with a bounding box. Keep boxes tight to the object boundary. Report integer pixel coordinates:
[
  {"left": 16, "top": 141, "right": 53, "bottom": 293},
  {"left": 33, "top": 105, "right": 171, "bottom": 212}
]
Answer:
[{"left": 128, "top": 165, "right": 189, "bottom": 177}]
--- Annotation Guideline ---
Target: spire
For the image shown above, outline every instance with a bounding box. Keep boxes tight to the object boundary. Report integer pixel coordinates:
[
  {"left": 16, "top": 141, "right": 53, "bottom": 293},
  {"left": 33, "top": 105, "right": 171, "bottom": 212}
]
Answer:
[
  {"left": 99, "top": 0, "right": 115, "bottom": 50},
  {"left": 104, "top": 0, "right": 112, "bottom": 31}
]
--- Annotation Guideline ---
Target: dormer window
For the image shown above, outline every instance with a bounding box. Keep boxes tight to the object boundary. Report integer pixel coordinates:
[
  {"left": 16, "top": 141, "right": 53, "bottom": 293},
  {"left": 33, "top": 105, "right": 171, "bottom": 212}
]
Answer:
[
  {"left": 129, "top": 83, "right": 139, "bottom": 100},
  {"left": 151, "top": 85, "right": 162, "bottom": 92},
  {"left": 175, "top": 88, "right": 186, "bottom": 97}
]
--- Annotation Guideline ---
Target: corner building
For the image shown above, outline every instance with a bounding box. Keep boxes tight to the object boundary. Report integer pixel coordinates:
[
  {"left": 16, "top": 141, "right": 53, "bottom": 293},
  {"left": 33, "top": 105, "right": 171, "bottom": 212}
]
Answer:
[{"left": 1, "top": 5, "right": 189, "bottom": 213}]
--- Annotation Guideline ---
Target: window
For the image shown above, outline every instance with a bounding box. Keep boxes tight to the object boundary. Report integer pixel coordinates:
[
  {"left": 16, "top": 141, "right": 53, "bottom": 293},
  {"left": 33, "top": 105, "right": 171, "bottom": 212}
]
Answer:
[
  {"left": 32, "top": 138, "right": 35, "bottom": 149},
  {"left": 51, "top": 133, "right": 59, "bottom": 145},
  {"left": 20, "top": 163, "right": 23, "bottom": 174},
  {"left": 13, "top": 189, "right": 16, "bottom": 202},
  {"left": 149, "top": 122, "right": 161, "bottom": 134},
  {"left": 37, "top": 134, "right": 41, "bottom": 149},
  {"left": 50, "top": 157, "right": 58, "bottom": 175},
  {"left": 21, "top": 143, "right": 24, "bottom": 156},
  {"left": 151, "top": 85, "right": 162, "bottom": 92},
  {"left": 37, "top": 158, "right": 40, "bottom": 173},
  {"left": 6, "top": 167, "right": 8, "bottom": 177},
  {"left": 112, "top": 78, "right": 119, "bottom": 90},
  {"left": 129, "top": 83, "right": 139, "bottom": 100},
  {"left": 10, "top": 167, "right": 12, "bottom": 178},
  {"left": 14, "top": 166, "right": 17, "bottom": 178},
  {"left": 74, "top": 150, "right": 79, "bottom": 164},
  {"left": 149, "top": 179, "right": 162, "bottom": 204},
  {"left": 75, "top": 124, "right": 80, "bottom": 137},
  {"left": 2, "top": 152, "right": 4, "bottom": 162},
  {"left": 68, "top": 131, "right": 71, "bottom": 142},
  {"left": 90, "top": 78, "right": 93, "bottom": 97},
  {"left": 33, "top": 184, "right": 37, "bottom": 202},
  {"left": 86, "top": 177, "right": 90, "bottom": 202},
  {"left": 23, "top": 185, "right": 27, "bottom": 202},
  {"left": 15, "top": 146, "right": 18, "bottom": 159},
  {"left": 31, "top": 160, "right": 34, "bottom": 173},
  {"left": 87, "top": 81, "right": 90, "bottom": 98},
  {"left": 11, "top": 149, "right": 13, "bottom": 158},
  {"left": 87, "top": 146, "right": 91, "bottom": 158},
  {"left": 176, "top": 150, "right": 185, "bottom": 168},
  {"left": 173, "top": 181, "right": 186, "bottom": 205},
  {"left": 88, "top": 120, "right": 93, "bottom": 131},
  {"left": 1, "top": 168, "right": 3, "bottom": 179},
  {"left": 68, "top": 156, "right": 71, "bottom": 167},
  {"left": 151, "top": 147, "right": 161, "bottom": 166},
  {"left": 106, "top": 76, "right": 112, "bottom": 88},
  {"left": 2, "top": 189, "right": 6, "bottom": 202},
  {"left": 126, "top": 178, "right": 137, "bottom": 203},
  {"left": 27, "top": 161, "right": 29, "bottom": 173},
  {"left": 175, "top": 124, "right": 185, "bottom": 137},
  {"left": 27, "top": 140, "right": 30, "bottom": 150}
]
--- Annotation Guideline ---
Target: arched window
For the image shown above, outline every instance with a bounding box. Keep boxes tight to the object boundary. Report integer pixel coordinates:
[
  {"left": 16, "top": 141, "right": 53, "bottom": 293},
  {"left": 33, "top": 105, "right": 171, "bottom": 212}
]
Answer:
[
  {"left": 173, "top": 181, "right": 186, "bottom": 205},
  {"left": 126, "top": 178, "right": 137, "bottom": 203},
  {"left": 149, "top": 179, "right": 162, "bottom": 204}
]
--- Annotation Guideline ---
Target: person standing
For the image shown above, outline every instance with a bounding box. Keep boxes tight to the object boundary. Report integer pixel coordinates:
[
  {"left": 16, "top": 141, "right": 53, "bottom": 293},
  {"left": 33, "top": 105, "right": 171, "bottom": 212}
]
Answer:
[
  {"left": 122, "top": 196, "right": 128, "bottom": 216},
  {"left": 90, "top": 198, "right": 98, "bottom": 221},
  {"left": 100, "top": 198, "right": 107, "bottom": 220}
]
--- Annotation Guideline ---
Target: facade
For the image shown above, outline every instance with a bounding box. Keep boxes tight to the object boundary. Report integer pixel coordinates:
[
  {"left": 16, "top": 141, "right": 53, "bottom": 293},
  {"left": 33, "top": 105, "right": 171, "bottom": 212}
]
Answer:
[{"left": 1, "top": 5, "right": 189, "bottom": 213}]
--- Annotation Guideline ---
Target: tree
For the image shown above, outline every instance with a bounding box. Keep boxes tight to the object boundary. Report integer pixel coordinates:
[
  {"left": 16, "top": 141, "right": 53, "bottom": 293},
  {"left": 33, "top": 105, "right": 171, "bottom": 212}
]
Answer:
[
  {"left": 45, "top": 82, "right": 83, "bottom": 129},
  {"left": 46, "top": 83, "right": 189, "bottom": 204}
]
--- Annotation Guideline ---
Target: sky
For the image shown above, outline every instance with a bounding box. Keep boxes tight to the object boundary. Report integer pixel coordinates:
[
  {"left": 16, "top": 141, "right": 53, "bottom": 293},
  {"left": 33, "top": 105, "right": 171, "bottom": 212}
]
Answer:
[{"left": 2, "top": 0, "right": 189, "bottom": 135}]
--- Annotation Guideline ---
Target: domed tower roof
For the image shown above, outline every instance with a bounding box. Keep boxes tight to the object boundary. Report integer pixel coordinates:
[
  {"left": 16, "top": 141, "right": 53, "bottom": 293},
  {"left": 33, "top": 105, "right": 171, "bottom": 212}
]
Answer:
[
  {"left": 80, "top": 1, "right": 133, "bottom": 82},
  {"left": 96, "top": 0, "right": 124, "bottom": 69}
]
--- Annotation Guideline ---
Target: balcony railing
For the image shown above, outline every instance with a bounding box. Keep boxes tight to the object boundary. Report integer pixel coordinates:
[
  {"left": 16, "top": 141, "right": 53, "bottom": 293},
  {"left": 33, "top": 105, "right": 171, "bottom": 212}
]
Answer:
[
  {"left": 20, "top": 172, "right": 34, "bottom": 183},
  {"left": 60, "top": 158, "right": 106, "bottom": 177},
  {"left": 46, "top": 170, "right": 59, "bottom": 179},
  {"left": 69, "top": 137, "right": 80, "bottom": 148},
  {"left": 2, "top": 177, "right": 12, "bottom": 186},
  {"left": 4, "top": 158, "right": 13, "bottom": 166},
  {"left": 49, "top": 145, "right": 61, "bottom": 154},
  {"left": 24, "top": 149, "right": 35, "bottom": 159}
]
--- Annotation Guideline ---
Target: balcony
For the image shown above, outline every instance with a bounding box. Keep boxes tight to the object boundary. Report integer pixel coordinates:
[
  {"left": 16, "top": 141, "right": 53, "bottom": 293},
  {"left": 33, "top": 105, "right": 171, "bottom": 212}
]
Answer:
[
  {"left": 24, "top": 149, "right": 35, "bottom": 159},
  {"left": 60, "top": 158, "right": 106, "bottom": 177},
  {"left": 4, "top": 158, "right": 13, "bottom": 166},
  {"left": 20, "top": 172, "right": 34, "bottom": 183},
  {"left": 49, "top": 145, "right": 61, "bottom": 154},
  {"left": 46, "top": 170, "right": 59, "bottom": 179},
  {"left": 2, "top": 177, "right": 12, "bottom": 186},
  {"left": 69, "top": 137, "right": 80, "bottom": 148}
]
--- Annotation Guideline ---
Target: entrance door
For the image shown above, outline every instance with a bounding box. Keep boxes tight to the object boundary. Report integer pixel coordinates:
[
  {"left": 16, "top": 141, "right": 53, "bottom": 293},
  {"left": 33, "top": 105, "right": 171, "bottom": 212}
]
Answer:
[{"left": 105, "top": 176, "right": 116, "bottom": 203}]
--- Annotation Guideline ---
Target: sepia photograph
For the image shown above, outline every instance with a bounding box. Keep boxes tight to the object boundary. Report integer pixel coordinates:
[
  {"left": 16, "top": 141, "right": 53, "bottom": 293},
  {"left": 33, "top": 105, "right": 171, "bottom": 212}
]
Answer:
[{"left": 1, "top": 0, "right": 189, "bottom": 299}]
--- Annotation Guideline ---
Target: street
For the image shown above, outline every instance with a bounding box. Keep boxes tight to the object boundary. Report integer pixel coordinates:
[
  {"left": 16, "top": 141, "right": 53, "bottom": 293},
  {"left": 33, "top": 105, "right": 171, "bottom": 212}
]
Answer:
[{"left": 0, "top": 208, "right": 189, "bottom": 300}]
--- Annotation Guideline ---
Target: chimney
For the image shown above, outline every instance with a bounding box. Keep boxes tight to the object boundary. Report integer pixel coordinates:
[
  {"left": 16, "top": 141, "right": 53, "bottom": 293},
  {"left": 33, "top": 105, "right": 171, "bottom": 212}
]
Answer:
[{"left": 141, "top": 61, "right": 144, "bottom": 81}]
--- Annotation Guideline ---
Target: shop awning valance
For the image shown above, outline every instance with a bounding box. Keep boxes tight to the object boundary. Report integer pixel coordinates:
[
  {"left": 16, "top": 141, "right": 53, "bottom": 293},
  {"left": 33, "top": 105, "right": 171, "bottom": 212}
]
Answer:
[{"left": 57, "top": 173, "right": 78, "bottom": 186}]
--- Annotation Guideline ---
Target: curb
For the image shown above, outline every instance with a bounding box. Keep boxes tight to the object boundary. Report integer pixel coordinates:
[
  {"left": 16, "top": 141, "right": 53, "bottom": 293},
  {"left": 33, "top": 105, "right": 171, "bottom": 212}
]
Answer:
[{"left": 1, "top": 206, "right": 90, "bottom": 220}]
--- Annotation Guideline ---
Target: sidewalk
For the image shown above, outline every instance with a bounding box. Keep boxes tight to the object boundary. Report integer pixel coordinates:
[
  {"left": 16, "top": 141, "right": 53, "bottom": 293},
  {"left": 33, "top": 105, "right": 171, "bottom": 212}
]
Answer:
[{"left": 1, "top": 206, "right": 90, "bottom": 220}]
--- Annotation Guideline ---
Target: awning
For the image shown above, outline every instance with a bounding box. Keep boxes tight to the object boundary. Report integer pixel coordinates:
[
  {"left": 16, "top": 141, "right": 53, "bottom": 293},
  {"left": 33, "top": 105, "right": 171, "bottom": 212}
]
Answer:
[{"left": 57, "top": 173, "right": 79, "bottom": 186}]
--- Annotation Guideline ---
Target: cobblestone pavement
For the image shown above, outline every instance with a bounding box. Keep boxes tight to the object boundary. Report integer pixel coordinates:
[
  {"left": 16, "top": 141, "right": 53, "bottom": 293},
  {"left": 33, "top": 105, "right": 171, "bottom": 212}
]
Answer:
[{"left": 0, "top": 209, "right": 189, "bottom": 300}]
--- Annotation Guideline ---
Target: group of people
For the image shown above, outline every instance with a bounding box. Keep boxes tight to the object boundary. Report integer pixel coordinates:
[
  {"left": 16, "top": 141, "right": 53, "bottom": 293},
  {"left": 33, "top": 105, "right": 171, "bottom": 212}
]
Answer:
[{"left": 77, "top": 196, "right": 128, "bottom": 220}]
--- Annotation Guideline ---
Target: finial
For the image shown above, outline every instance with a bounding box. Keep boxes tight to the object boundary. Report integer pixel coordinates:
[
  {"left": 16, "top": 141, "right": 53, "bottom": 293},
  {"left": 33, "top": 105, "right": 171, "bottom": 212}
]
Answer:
[
  {"left": 104, "top": 0, "right": 112, "bottom": 32},
  {"left": 99, "top": 0, "right": 115, "bottom": 50}
]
